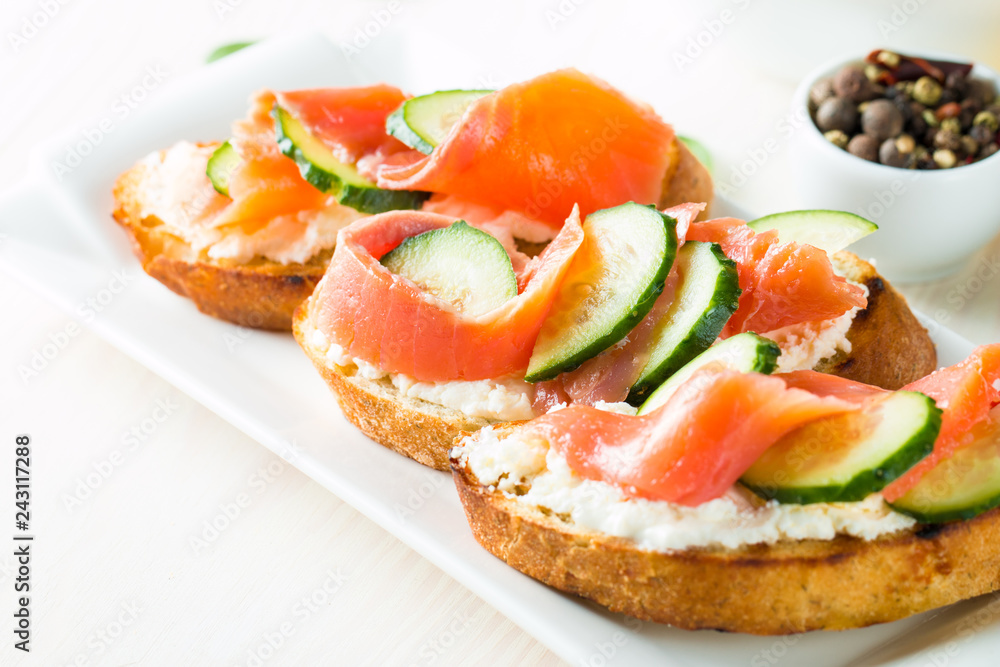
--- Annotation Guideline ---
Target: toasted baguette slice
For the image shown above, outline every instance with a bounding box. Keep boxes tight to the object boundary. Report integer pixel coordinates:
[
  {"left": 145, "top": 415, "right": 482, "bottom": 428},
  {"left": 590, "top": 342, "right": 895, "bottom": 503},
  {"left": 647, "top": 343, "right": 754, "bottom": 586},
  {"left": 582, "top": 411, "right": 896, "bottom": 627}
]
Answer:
[
  {"left": 112, "top": 143, "right": 330, "bottom": 331},
  {"left": 451, "top": 427, "right": 1000, "bottom": 635},
  {"left": 658, "top": 138, "right": 713, "bottom": 218},
  {"left": 294, "top": 252, "right": 935, "bottom": 471},
  {"left": 293, "top": 293, "right": 493, "bottom": 470}
]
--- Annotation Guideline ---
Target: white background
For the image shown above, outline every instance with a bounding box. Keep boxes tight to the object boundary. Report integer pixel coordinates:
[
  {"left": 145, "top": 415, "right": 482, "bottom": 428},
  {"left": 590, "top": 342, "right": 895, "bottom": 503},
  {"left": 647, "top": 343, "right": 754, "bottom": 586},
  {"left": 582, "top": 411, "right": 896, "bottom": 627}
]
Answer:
[{"left": 3, "top": 0, "right": 1000, "bottom": 665}]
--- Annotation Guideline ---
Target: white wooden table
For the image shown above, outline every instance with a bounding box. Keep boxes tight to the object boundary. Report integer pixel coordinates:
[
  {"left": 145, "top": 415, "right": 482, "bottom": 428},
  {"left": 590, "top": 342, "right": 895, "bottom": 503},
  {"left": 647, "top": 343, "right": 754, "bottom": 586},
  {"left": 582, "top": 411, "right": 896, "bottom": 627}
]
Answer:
[{"left": 2, "top": 1, "right": 999, "bottom": 665}]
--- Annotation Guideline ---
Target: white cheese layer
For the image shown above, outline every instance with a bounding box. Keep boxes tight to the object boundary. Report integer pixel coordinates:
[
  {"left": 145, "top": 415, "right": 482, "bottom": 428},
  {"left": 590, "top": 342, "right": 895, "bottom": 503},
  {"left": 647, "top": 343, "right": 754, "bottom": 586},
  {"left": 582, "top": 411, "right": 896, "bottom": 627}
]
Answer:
[
  {"left": 308, "top": 328, "right": 536, "bottom": 422},
  {"left": 456, "top": 426, "right": 916, "bottom": 552},
  {"left": 137, "top": 141, "right": 364, "bottom": 265}
]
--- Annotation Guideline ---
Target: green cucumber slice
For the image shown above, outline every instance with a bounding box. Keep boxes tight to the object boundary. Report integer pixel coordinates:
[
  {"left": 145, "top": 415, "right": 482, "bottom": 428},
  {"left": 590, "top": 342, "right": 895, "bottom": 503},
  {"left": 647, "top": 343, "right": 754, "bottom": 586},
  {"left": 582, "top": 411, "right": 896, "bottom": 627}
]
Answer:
[
  {"left": 381, "top": 221, "right": 517, "bottom": 317},
  {"left": 747, "top": 210, "right": 877, "bottom": 253},
  {"left": 636, "top": 333, "right": 780, "bottom": 415},
  {"left": 525, "top": 203, "right": 678, "bottom": 383},
  {"left": 272, "top": 105, "right": 430, "bottom": 214},
  {"left": 890, "top": 408, "right": 1000, "bottom": 522},
  {"left": 386, "top": 90, "right": 493, "bottom": 155},
  {"left": 740, "top": 391, "right": 941, "bottom": 504},
  {"left": 206, "top": 141, "right": 241, "bottom": 197},
  {"left": 626, "top": 241, "right": 740, "bottom": 405}
]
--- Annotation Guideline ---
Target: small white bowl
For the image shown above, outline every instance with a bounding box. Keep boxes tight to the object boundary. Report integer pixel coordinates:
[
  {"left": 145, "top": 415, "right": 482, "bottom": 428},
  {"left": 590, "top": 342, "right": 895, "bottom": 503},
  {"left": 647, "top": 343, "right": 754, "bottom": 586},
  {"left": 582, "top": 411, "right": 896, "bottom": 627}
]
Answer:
[{"left": 790, "top": 51, "right": 1000, "bottom": 283}]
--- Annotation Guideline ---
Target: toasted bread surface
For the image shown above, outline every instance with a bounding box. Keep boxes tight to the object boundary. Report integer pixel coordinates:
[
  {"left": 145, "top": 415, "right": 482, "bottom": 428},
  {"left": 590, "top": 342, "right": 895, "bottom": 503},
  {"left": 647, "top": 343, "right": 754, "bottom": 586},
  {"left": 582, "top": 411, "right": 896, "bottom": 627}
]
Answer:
[
  {"left": 112, "top": 146, "right": 328, "bottom": 331},
  {"left": 658, "top": 138, "right": 713, "bottom": 220},
  {"left": 817, "top": 252, "right": 936, "bottom": 389},
  {"left": 451, "top": 449, "right": 1000, "bottom": 635}
]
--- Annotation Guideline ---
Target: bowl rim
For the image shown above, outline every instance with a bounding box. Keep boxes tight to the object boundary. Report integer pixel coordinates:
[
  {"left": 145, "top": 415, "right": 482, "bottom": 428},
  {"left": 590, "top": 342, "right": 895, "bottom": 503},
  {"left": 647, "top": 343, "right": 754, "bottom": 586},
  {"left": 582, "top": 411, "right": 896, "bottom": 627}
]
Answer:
[{"left": 793, "top": 48, "right": 1000, "bottom": 177}]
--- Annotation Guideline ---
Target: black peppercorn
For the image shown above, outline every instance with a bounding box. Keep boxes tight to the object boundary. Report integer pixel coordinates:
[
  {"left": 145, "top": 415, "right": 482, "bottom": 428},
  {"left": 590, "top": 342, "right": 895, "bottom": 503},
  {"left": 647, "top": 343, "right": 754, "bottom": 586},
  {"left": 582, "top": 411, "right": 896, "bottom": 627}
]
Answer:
[
  {"left": 861, "top": 99, "right": 904, "bottom": 141},
  {"left": 815, "top": 97, "right": 858, "bottom": 133},
  {"left": 809, "top": 77, "right": 835, "bottom": 109},
  {"left": 847, "top": 134, "right": 880, "bottom": 162},
  {"left": 833, "top": 66, "right": 877, "bottom": 103}
]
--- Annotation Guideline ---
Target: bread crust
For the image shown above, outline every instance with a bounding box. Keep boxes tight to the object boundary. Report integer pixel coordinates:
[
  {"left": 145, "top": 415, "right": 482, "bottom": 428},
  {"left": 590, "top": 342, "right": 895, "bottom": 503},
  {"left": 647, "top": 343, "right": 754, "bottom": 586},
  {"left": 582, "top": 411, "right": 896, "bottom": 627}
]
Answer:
[
  {"left": 452, "top": 457, "right": 1000, "bottom": 634},
  {"left": 111, "top": 146, "right": 328, "bottom": 331},
  {"left": 815, "top": 252, "right": 937, "bottom": 389},
  {"left": 659, "top": 138, "right": 713, "bottom": 220},
  {"left": 293, "top": 295, "right": 494, "bottom": 471}
]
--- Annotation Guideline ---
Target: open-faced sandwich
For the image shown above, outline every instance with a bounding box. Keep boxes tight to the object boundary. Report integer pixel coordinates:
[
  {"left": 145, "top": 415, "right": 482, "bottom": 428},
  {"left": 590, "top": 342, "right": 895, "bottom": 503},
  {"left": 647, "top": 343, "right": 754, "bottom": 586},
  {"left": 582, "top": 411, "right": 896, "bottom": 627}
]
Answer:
[
  {"left": 295, "top": 194, "right": 935, "bottom": 470},
  {"left": 112, "top": 69, "right": 712, "bottom": 329},
  {"left": 450, "top": 343, "right": 1000, "bottom": 634}
]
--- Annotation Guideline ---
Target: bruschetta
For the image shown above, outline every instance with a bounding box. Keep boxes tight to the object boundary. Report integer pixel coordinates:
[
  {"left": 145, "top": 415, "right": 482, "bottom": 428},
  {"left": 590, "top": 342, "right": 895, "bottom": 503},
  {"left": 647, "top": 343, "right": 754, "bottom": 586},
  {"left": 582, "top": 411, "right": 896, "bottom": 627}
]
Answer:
[{"left": 450, "top": 345, "right": 1000, "bottom": 634}]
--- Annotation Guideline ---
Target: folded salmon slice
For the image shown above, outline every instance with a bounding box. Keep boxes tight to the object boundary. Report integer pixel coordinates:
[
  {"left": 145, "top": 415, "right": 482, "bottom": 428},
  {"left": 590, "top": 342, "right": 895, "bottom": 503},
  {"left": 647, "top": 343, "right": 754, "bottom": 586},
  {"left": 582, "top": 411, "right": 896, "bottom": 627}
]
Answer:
[
  {"left": 315, "top": 208, "right": 584, "bottom": 382},
  {"left": 527, "top": 370, "right": 855, "bottom": 506},
  {"left": 275, "top": 85, "right": 419, "bottom": 181},
  {"left": 216, "top": 90, "right": 333, "bottom": 230},
  {"left": 377, "top": 69, "right": 677, "bottom": 229},
  {"left": 530, "top": 203, "right": 705, "bottom": 411},
  {"left": 687, "top": 218, "right": 866, "bottom": 335}
]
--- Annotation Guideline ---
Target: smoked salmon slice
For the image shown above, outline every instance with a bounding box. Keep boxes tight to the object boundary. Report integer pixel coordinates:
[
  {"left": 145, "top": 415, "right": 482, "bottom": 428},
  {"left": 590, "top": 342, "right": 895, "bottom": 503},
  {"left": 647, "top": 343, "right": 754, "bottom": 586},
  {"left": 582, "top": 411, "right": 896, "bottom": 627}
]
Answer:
[
  {"left": 883, "top": 344, "right": 1000, "bottom": 501},
  {"left": 275, "top": 85, "right": 418, "bottom": 181},
  {"left": 687, "top": 218, "right": 867, "bottom": 335},
  {"left": 526, "top": 369, "right": 855, "bottom": 506},
  {"left": 215, "top": 90, "right": 333, "bottom": 230},
  {"left": 376, "top": 69, "right": 677, "bottom": 229},
  {"left": 314, "top": 208, "right": 584, "bottom": 382}
]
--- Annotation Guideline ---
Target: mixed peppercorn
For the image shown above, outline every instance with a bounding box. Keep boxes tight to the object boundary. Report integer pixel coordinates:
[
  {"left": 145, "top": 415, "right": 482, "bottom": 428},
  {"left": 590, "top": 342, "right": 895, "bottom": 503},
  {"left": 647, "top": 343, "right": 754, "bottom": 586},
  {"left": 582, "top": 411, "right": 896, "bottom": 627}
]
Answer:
[{"left": 809, "top": 49, "right": 998, "bottom": 169}]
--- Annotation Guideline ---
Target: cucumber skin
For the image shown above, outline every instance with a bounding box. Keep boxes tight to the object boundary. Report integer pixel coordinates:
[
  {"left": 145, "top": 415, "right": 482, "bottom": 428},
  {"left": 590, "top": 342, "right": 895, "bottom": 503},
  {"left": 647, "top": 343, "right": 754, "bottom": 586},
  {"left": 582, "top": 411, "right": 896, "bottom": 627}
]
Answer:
[
  {"left": 524, "top": 208, "right": 678, "bottom": 383},
  {"left": 272, "top": 106, "right": 430, "bottom": 214},
  {"left": 892, "top": 494, "right": 1000, "bottom": 524},
  {"left": 742, "top": 394, "right": 942, "bottom": 505},
  {"left": 386, "top": 106, "right": 434, "bottom": 155},
  {"left": 626, "top": 243, "right": 740, "bottom": 406},
  {"left": 206, "top": 141, "right": 240, "bottom": 197}
]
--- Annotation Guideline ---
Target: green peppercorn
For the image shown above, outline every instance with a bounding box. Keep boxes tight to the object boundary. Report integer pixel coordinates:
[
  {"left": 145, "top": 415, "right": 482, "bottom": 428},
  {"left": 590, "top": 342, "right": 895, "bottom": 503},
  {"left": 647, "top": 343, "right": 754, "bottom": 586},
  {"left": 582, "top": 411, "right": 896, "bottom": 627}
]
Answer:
[
  {"left": 823, "top": 129, "right": 850, "bottom": 149},
  {"left": 921, "top": 109, "right": 940, "bottom": 128},
  {"left": 876, "top": 51, "right": 901, "bottom": 68},
  {"left": 913, "top": 76, "right": 943, "bottom": 106},
  {"left": 974, "top": 110, "right": 999, "bottom": 132},
  {"left": 933, "top": 148, "right": 957, "bottom": 168},
  {"left": 895, "top": 134, "right": 916, "bottom": 155},
  {"left": 934, "top": 129, "right": 962, "bottom": 152},
  {"left": 961, "top": 134, "right": 980, "bottom": 157},
  {"left": 864, "top": 64, "right": 884, "bottom": 82},
  {"left": 940, "top": 117, "right": 962, "bottom": 135}
]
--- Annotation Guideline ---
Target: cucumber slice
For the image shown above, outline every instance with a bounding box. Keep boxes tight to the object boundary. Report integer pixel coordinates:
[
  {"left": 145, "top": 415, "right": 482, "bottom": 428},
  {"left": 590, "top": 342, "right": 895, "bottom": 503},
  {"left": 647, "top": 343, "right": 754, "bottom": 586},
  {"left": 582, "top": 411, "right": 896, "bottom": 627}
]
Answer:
[
  {"left": 890, "top": 408, "right": 1000, "bottom": 523},
  {"left": 206, "top": 141, "right": 241, "bottom": 197},
  {"left": 626, "top": 241, "right": 740, "bottom": 405},
  {"left": 525, "top": 203, "right": 678, "bottom": 383},
  {"left": 386, "top": 90, "right": 493, "bottom": 155},
  {"left": 636, "top": 333, "right": 780, "bottom": 415},
  {"left": 741, "top": 391, "right": 941, "bottom": 504},
  {"left": 747, "top": 210, "right": 877, "bottom": 253},
  {"left": 381, "top": 221, "right": 517, "bottom": 317},
  {"left": 272, "top": 105, "right": 430, "bottom": 214}
]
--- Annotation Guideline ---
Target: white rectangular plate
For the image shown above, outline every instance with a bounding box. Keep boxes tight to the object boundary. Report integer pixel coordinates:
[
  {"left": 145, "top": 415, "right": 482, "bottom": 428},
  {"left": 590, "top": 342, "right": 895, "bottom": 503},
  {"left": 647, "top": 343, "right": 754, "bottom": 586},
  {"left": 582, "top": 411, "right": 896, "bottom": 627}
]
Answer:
[{"left": 3, "top": 33, "right": 998, "bottom": 667}]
